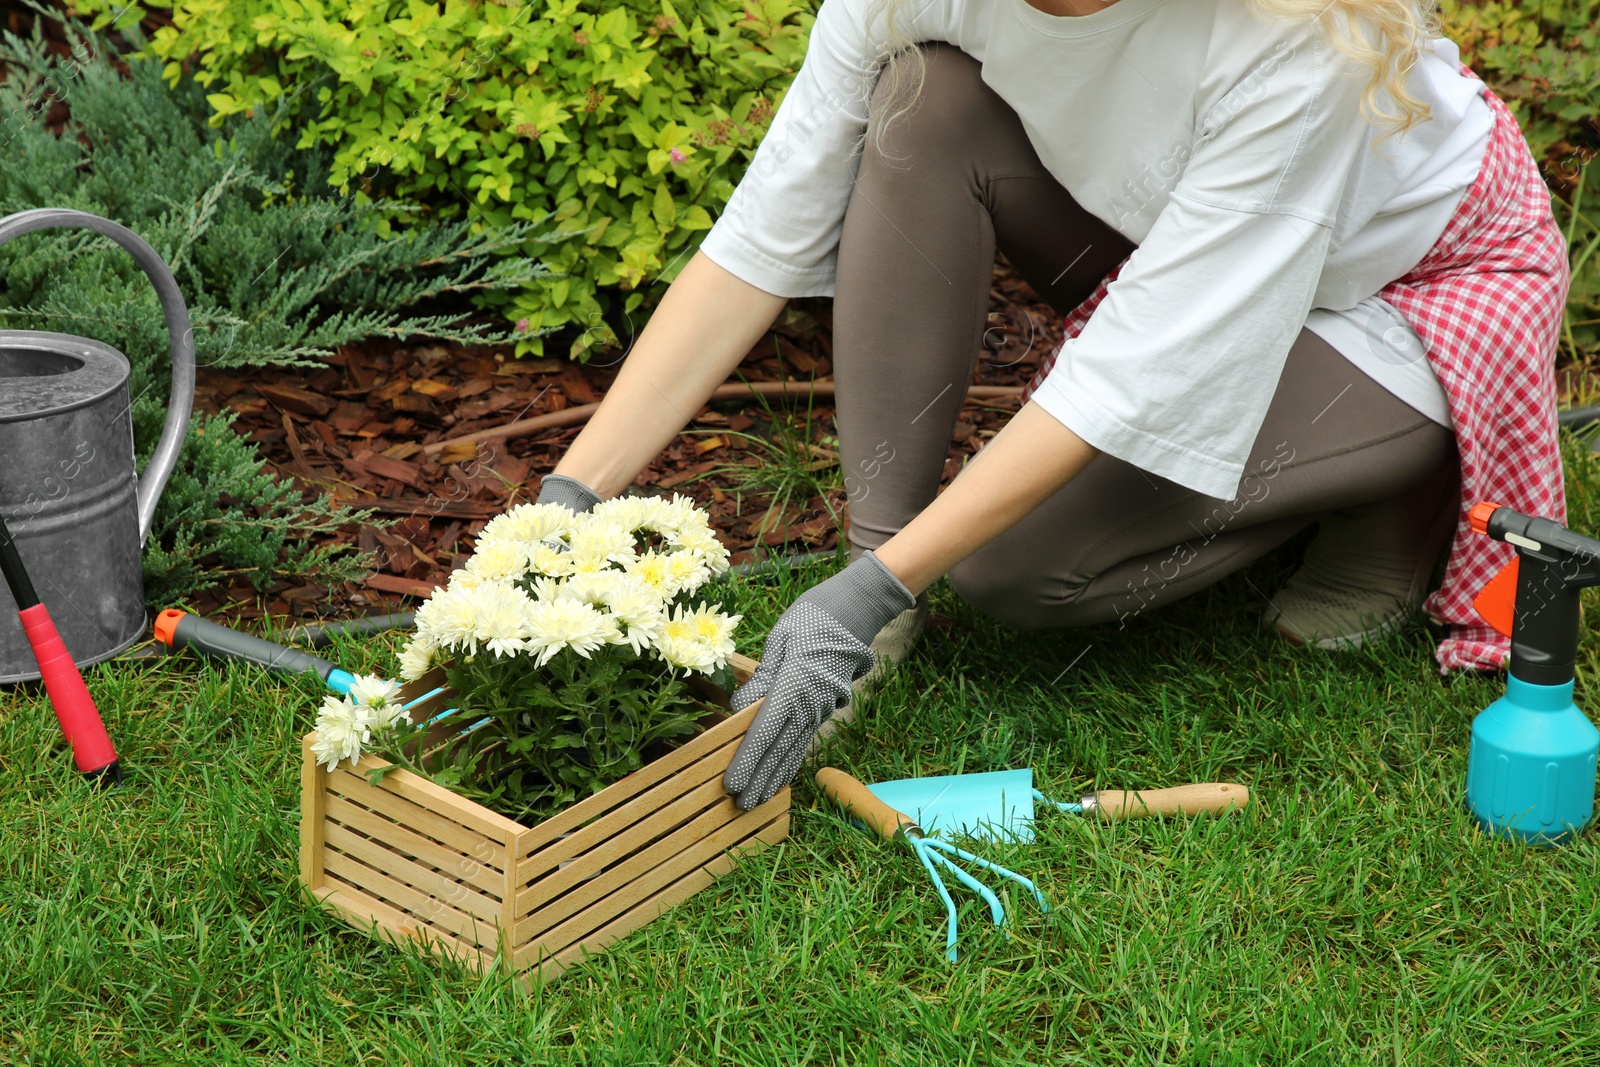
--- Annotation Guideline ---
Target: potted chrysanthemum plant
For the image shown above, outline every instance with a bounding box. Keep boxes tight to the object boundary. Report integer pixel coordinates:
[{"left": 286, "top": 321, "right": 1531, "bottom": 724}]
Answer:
[
  {"left": 299, "top": 494, "right": 787, "bottom": 985},
  {"left": 309, "top": 493, "right": 745, "bottom": 825}
]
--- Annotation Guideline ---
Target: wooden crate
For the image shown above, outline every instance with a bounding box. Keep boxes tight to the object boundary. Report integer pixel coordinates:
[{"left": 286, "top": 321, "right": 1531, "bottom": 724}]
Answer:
[{"left": 298, "top": 652, "right": 788, "bottom": 986}]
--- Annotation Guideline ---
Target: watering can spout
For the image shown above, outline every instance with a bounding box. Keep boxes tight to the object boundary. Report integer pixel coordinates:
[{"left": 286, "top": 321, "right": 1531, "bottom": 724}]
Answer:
[{"left": 0, "top": 208, "right": 195, "bottom": 546}]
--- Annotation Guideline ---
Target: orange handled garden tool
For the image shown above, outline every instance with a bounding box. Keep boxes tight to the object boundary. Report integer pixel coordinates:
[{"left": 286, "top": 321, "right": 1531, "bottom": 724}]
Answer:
[{"left": 816, "top": 766, "right": 1248, "bottom": 960}]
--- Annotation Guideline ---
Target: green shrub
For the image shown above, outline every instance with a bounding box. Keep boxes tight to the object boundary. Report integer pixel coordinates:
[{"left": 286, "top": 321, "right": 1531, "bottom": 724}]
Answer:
[
  {"left": 1443, "top": 0, "right": 1599, "bottom": 183},
  {"left": 1444, "top": 0, "right": 1600, "bottom": 356},
  {"left": 0, "top": 15, "right": 569, "bottom": 601},
  {"left": 68, "top": 0, "right": 819, "bottom": 360}
]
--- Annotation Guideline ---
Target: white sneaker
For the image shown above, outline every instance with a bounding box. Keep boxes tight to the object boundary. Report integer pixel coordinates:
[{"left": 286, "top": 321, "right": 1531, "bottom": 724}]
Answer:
[{"left": 1263, "top": 473, "right": 1456, "bottom": 650}]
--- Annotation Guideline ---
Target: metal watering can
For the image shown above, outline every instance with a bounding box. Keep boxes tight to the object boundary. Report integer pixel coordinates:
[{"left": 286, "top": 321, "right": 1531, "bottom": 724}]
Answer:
[{"left": 0, "top": 209, "right": 195, "bottom": 683}]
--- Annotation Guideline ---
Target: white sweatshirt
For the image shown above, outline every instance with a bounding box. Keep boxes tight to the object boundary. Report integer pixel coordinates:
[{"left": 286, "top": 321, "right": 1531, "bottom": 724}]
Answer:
[{"left": 698, "top": 0, "right": 1493, "bottom": 499}]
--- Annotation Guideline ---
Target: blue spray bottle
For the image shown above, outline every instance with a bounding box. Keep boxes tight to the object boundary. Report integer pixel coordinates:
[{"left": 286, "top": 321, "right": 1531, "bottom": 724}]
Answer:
[{"left": 1464, "top": 502, "right": 1600, "bottom": 844}]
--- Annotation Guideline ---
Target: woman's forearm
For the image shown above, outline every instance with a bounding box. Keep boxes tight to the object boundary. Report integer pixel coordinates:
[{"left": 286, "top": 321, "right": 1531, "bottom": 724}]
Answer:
[
  {"left": 873, "top": 403, "right": 1099, "bottom": 593},
  {"left": 553, "top": 251, "right": 789, "bottom": 499}
]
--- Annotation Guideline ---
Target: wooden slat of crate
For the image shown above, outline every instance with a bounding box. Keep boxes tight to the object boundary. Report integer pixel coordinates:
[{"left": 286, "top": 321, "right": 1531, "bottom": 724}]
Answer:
[
  {"left": 513, "top": 704, "right": 759, "bottom": 862},
  {"left": 512, "top": 789, "right": 789, "bottom": 970},
  {"left": 322, "top": 849, "right": 504, "bottom": 953},
  {"left": 513, "top": 765, "right": 732, "bottom": 908},
  {"left": 300, "top": 737, "right": 328, "bottom": 889},
  {"left": 324, "top": 769, "right": 509, "bottom": 872},
  {"left": 324, "top": 793, "right": 507, "bottom": 898},
  {"left": 315, "top": 876, "right": 492, "bottom": 973},
  {"left": 513, "top": 776, "right": 748, "bottom": 945},
  {"left": 396, "top": 666, "right": 449, "bottom": 710},
  {"left": 727, "top": 652, "right": 758, "bottom": 681},
  {"left": 513, "top": 734, "right": 742, "bottom": 890},
  {"left": 326, "top": 760, "right": 520, "bottom": 843},
  {"left": 324, "top": 821, "right": 504, "bottom": 927},
  {"left": 517, "top": 804, "right": 791, "bottom": 980},
  {"left": 514, "top": 773, "right": 730, "bottom": 928}
]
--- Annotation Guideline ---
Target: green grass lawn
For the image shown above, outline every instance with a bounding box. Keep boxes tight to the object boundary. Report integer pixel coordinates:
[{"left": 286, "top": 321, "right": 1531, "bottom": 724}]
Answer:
[{"left": 7, "top": 440, "right": 1600, "bottom": 1065}]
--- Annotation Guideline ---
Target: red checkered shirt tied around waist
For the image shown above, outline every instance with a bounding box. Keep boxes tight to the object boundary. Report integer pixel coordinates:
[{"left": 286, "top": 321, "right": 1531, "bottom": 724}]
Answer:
[{"left": 1022, "top": 73, "right": 1571, "bottom": 673}]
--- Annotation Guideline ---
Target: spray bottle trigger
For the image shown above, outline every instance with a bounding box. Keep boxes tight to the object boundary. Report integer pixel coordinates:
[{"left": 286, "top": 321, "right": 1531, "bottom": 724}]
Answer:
[{"left": 1472, "top": 557, "right": 1520, "bottom": 638}]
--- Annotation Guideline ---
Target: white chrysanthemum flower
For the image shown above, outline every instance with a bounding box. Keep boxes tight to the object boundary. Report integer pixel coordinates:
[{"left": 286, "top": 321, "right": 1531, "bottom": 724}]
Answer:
[
  {"left": 477, "top": 501, "right": 576, "bottom": 548},
  {"left": 348, "top": 673, "right": 402, "bottom": 710},
  {"left": 590, "top": 495, "right": 652, "bottom": 533},
  {"left": 397, "top": 636, "right": 437, "bottom": 682},
  {"left": 566, "top": 520, "right": 634, "bottom": 569},
  {"left": 670, "top": 523, "right": 729, "bottom": 572},
  {"left": 445, "top": 568, "right": 484, "bottom": 593},
  {"left": 559, "top": 570, "right": 622, "bottom": 607},
  {"left": 413, "top": 585, "right": 479, "bottom": 653},
  {"left": 469, "top": 582, "right": 535, "bottom": 658},
  {"left": 374, "top": 701, "right": 410, "bottom": 731},
  {"left": 665, "top": 550, "right": 711, "bottom": 595},
  {"left": 667, "top": 491, "right": 706, "bottom": 521},
  {"left": 522, "top": 598, "right": 622, "bottom": 666},
  {"left": 683, "top": 603, "right": 741, "bottom": 667},
  {"left": 655, "top": 608, "right": 717, "bottom": 674},
  {"left": 464, "top": 539, "right": 531, "bottom": 582},
  {"left": 529, "top": 539, "right": 575, "bottom": 578},
  {"left": 528, "top": 575, "right": 565, "bottom": 603},
  {"left": 601, "top": 573, "right": 668, "bottom": 654},
  {"left": 626, "top": 550, "right": 678, "bottom": 598},
  {"left": 311, "top": 693, "right": 373, "bottom": 770}
]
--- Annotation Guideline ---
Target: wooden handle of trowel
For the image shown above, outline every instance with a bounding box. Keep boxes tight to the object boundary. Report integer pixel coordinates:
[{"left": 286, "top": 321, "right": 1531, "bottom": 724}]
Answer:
[
  {"left": 816, "top": 768, "right": 918, "bottom": 841},
  {"left": 1089, "top": 782, "right": 1249, "bottom": 819}
]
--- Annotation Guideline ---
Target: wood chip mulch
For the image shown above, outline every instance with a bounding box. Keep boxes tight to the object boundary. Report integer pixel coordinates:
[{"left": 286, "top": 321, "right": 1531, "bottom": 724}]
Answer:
[{"left": 187, "top": 255, "right": 1067, "bottom": 626}]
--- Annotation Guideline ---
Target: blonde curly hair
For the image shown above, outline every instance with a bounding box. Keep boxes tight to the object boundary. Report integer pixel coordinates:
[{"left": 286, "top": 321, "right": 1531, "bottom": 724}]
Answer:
[{"left": 863, "top": 0, "right": 1443, "bottom": 155}]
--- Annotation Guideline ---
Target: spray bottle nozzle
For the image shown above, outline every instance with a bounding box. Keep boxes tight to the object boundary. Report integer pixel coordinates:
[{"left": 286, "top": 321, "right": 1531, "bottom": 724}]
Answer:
[
  {"left": 1470, "top": 503, "right": 1600, "bottom": 685},
  {"left": 1473, "top": 502, "right": 1600, "bottom": 575}
]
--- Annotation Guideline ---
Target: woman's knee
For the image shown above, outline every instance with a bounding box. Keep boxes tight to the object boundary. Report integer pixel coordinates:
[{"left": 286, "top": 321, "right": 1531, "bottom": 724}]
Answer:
[
  {"left": 947, "top": 550, "right": 1065, "bottom": 631},
  {"left": 865, "top": 42, "right": 997, "bottom": 158}
]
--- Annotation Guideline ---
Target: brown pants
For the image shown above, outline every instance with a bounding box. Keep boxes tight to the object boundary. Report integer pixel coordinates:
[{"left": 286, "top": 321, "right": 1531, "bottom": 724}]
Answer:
[{"left": 830, "top": 43, "right": 1457, "bottom": 630}]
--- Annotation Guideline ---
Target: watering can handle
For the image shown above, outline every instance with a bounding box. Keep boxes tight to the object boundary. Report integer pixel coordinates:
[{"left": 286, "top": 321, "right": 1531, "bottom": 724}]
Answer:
[
  {"left": 0, "top": 208, "right": 195, "bottom": 547},
  {"left": 816, "top": 767, "right": 920, "bottom": 841}
]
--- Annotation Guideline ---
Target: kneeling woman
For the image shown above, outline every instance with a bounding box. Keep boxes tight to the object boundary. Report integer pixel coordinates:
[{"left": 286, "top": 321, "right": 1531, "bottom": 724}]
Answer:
[{"left": 534, "top": 0, "right": 1570, "bottom": 811}]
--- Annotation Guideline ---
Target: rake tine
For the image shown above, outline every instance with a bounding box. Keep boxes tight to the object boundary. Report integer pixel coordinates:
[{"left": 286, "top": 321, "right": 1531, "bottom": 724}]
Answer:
[
  {"left": 923, "top": 838, "right": 1052, "bottom": 915},
  {"left": 923, "top": 846, "right": 1007, "bottom": 927},
  {"left": 910, "top": 839, "right": 962, "bottom": 962}
]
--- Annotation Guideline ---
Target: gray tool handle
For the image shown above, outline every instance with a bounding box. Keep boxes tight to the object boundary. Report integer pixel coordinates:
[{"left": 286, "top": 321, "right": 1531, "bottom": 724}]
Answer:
[
  {"left": 0, "top": 208, "right": 196, "bottom": 546},
  {"left": 160, "top": 611, "right": 336, "bottom": 681}
]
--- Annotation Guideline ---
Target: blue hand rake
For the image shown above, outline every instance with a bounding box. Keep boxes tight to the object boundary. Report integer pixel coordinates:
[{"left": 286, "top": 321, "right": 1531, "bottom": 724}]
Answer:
[{"left": 817, "top": 766, "right": 1247, "bottom": 961}]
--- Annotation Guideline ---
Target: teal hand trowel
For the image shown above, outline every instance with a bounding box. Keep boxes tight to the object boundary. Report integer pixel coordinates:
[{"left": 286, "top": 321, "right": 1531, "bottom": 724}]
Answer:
[
  {"left": 865, "top": 767, "right": 1250, "bottom": 844},
  {"left": 818, "top": 767, "right": 1249, "bottom": 961}
]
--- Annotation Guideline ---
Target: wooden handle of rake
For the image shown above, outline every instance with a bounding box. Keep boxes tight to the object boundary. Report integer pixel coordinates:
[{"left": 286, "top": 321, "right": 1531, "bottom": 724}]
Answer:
[
  {"left": 816, "top": 768, "right": 919, "bottom": 841},
  {"left": 1089, "top": 782, "right": 1250, "bottom": 819}
]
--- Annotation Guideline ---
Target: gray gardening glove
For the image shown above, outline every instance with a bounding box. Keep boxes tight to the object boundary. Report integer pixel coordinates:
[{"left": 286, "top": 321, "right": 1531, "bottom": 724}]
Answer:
[
  {"left": 723, "top": 551, "right": 917, "bottom": 811},
  {"left": 537, "top": 473, "right": 601, "bottom": 513}
]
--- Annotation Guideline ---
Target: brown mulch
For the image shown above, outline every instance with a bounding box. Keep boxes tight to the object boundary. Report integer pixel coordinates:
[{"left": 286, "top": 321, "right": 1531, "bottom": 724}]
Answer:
[{"left": 192, "top": 254, "right": 1063, "bottom": 626}]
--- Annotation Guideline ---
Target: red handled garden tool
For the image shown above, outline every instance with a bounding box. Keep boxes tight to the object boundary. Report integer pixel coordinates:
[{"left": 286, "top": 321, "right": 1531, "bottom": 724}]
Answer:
[
  {"left": 817, "top": 766, "right": 1248, "bottom": 960},
  {"left": 0, "top": 510, "right": 120, "bottom": 785}
]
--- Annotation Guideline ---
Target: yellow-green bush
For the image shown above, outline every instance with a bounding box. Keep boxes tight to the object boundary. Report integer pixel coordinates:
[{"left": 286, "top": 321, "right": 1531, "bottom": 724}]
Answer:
[{"left": 72, "top": 0, "right": 817, "bottom": 359}]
